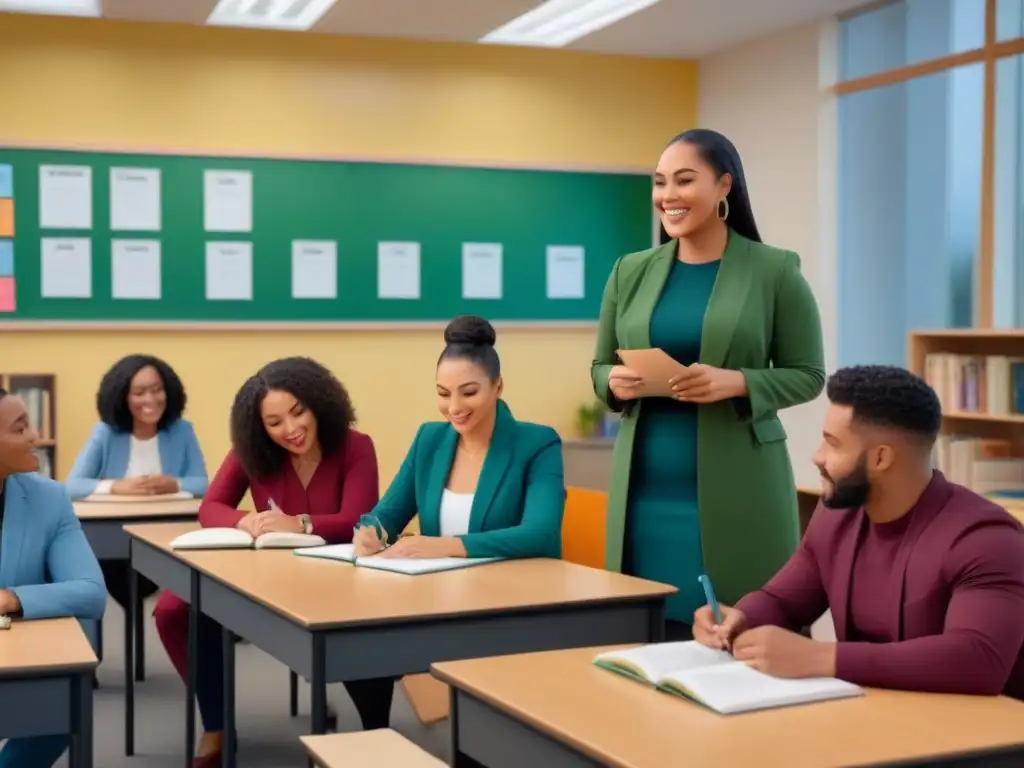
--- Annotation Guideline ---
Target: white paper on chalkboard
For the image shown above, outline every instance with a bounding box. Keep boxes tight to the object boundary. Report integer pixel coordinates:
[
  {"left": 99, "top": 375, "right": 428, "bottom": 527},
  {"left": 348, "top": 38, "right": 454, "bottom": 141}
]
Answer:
[
  {"left": 39, "top": 166, "right": 92, "bottom": 230},
  {"left": 111, "top": 239, "right": 161, "bottom": 300},
  {"left": 110, "top": 168, "right": 161, "bottom": 231},
  {"left": 546, "top": 245, "right": 585, "bottom": 299},
  {"left": 41, "top": 237, "right": 91, "bottom": 298},
  {"left": 377, "top": 241, "right": 420, "bottom": 299},
  {"left": 205, "top": 241, "right": 252, "bottom": 300},
  {"left": 461, "top": 242, "right": 503, "bottom": 300},
  {"left": 203, "top": 170, "right": 252, "bottom": 233},
  {"left": 292, "top": 240, "right": 337, "bottom": 299}
]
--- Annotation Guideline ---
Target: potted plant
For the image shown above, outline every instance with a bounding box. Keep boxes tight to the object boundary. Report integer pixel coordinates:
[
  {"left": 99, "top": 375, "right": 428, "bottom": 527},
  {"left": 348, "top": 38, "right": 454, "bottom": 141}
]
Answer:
[{"left": 575, "top": 400, "right": 608, "bottom": 438}]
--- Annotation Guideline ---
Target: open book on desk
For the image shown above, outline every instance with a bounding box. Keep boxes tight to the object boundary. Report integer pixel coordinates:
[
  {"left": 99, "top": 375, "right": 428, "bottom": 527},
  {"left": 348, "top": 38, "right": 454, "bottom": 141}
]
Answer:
[
  {"left": 594, "top": 641, "right": 863, "bottom": 715},
  {"left": 82, "top": 491, "right": 195, "bottom": 502},
  {"left": 170, "top": 528, "right": 326, "bottom": 551},
  {"left": 293, "top": 543, "right": 501, "bottom": 575}
]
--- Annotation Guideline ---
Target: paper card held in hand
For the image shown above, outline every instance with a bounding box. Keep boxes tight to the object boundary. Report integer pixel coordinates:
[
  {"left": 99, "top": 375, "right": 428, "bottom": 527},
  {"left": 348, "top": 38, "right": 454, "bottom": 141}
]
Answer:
[{"left": 617, "top": 348, "right": 688, "bottom": 398}]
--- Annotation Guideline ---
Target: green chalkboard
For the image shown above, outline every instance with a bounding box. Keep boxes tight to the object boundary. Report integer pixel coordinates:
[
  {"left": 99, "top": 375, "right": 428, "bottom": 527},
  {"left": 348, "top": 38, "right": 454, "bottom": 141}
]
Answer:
[{"left": 0, "top": 148, "right": 653, "bottom": 323}]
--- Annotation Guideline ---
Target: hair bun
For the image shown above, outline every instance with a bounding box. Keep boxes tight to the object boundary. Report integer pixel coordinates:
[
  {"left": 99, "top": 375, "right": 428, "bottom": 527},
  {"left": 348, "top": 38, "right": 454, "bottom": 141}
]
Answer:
[{"left": 444, "top": 315, "right": 496, "bottom": 348}]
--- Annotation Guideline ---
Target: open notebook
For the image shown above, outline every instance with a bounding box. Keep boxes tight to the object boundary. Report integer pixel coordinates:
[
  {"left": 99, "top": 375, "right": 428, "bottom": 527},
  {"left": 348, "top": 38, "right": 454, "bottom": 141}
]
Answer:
[
  {"left": 170, "top": 528, "right": 326, "bottom": 551},
  {"left": 293, "top": 542, "right": 501, "bottom": 575},
  {"left": 594, "top": 641, "right": 863, "bottom": 715},
  {"left": 82, "top": 491, "right": 195, "bottom": 502}
]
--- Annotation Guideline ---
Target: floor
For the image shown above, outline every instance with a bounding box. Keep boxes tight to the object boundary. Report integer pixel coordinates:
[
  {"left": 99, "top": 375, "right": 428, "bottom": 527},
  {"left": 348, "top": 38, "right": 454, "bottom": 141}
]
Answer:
[{"left": 50, "top": 597, "right": 452, "bottom": 767}]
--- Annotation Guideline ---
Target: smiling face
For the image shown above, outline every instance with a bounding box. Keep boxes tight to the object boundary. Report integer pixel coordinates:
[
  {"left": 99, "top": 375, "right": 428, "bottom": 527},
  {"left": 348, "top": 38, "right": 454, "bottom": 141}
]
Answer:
[
  {"left": 127, "top": 365, "right": 167, "bottom": 428},
  {"left": 814, "top": 404, "right": 877, "bottom": 509},
  {"left": 653, "top": 140, "right": 731, "bottom": 240},
  {"left": 436, "top": 358, "right": 502, "bottom": 436},
  {"left": 0, "top": 395, "right": 40, "bottom": 475},
  {"left": 259, "top": 389, "right": 318, "bottom": 457}
]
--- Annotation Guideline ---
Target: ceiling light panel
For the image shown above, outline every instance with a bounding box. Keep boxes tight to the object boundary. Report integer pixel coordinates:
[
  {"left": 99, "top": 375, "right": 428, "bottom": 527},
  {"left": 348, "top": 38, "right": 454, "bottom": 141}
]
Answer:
[
  {"left": 0, "top": 0, "right": 100, "bottom": 16},
  {"left": 480, "top": 0, "right": 662, "bottom": 48},
  {"left": 207, "top": 0, "right": 339, "bottom": 31}
]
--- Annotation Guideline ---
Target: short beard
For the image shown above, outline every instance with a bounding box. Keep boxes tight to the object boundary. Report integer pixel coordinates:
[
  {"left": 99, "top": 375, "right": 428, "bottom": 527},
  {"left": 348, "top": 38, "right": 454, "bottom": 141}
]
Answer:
[{"left": 821, "top": 456, "right": 871, "bottom": 510}]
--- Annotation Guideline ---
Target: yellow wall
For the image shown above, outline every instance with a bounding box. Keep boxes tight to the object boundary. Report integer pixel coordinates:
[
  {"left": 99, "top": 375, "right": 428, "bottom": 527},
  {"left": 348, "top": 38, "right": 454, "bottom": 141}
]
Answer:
[{"left": 0, "top": 15, "right": 698, "bottom": 487}]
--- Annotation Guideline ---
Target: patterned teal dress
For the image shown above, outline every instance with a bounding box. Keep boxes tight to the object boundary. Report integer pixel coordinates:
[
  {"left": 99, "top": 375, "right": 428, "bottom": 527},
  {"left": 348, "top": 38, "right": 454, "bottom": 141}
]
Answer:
[{"left": 623, "top": 258, "right": 721, "bottom": 625}]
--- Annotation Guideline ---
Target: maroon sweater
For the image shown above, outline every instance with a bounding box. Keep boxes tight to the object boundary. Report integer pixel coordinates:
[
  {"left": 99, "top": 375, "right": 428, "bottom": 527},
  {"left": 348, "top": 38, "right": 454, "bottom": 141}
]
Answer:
[
  {"left": 736, "top": 472, "right": 1024, "bottom": 698},
  {"left": 199, "top": 430, "right": 379, "bottom": 544}
]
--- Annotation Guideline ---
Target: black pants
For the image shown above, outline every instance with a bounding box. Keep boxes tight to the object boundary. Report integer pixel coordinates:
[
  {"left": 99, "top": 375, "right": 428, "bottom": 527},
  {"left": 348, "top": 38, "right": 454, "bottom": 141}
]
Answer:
[{"left": 100, "top": 559, "right": 159, "bottom": 611}]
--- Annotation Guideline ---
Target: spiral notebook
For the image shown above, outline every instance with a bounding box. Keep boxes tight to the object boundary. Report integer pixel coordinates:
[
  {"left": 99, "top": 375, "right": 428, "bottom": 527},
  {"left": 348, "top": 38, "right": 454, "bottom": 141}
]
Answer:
[{"left": 293, "top": 543, "right": 501, "bottom": 575}]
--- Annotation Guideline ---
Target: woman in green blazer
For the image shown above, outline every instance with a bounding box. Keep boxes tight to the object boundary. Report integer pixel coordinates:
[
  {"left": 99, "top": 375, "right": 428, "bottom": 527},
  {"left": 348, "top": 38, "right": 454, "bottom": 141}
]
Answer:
[
  {"left": 354, "top": 315, "right": 566, "bottom": 559},
  {"left": 592, "top": 129, "right": 825, "bottom": 637}
]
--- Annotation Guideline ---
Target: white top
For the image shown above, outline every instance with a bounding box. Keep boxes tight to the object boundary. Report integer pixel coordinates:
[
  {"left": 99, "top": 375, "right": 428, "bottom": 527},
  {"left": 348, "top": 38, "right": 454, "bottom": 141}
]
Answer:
[
  {"left": 94, "top": 434, "right": 171, "bottom": 495},
  {"left": 439, "top": 488, "right": 474, "bottom": 537}
]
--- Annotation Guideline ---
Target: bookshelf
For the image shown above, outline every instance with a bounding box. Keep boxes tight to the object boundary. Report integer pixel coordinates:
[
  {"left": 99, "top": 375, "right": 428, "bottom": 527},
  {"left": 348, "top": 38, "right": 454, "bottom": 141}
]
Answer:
[
  {"left": 910, "top": 329, "right": 1024, "bottom": 504},
  {"left": 0, "top": 373, "right": 56, "bottom": 479}
]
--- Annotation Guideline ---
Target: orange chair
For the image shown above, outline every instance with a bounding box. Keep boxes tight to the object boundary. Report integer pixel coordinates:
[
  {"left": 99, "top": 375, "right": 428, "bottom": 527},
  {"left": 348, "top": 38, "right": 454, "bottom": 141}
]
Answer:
[{"left": 401, "top": 488, "right": 610, "bottom": 724}]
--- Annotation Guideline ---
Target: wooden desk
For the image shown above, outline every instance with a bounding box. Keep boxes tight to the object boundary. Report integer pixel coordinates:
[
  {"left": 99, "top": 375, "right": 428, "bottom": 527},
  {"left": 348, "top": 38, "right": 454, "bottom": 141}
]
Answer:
[
  {"left": 301, "top": 730, "right": 444, "bottom": 767},
  {"left": 0, "top": 618, "right": 99, "bottom": 768},
  {"left": 433, "top": 645, "right": 1024, "bottom": 768},
  {"left": 74, "top": 497, "right": 199, "bottom": 689},
  {"left": 125, "top": 522, "right": 674, "bottom": 768}
]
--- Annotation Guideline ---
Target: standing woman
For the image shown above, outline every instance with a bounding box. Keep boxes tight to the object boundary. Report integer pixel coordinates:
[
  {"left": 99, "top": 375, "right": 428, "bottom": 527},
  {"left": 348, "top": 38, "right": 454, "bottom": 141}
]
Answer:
[
  {"left": 153, "top": 356, "right": 389, "bottom": 767},
  {"left": 591, "top": 129, "right": 825, "bottom": 637},
  {"left": 66, "top": 354, "right": 208, "bottom": 613}
]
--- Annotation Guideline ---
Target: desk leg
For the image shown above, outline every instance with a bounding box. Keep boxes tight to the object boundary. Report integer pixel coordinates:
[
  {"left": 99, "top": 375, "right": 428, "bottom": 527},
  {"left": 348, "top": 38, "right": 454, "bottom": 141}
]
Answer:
[
  {"left": 308, "top": 634, "right": 327, "bottom": 768},
  {"left": 134, "top": 582, "right": 146, "bottom": 682},
  {"left": 186, "top": 570, "right": 200, "bottom": 768},
  {"left": 221, "top": 625, "right": 237, "bottom": 768},
  {"left": 72, "top": 670, "right": 94, "bottom": 768},
  {"left": 648, "top": 601, "right": 666, "bottom": 642},
  {"left": 124, "top": 559, "right": 137, "bottom": 756}
]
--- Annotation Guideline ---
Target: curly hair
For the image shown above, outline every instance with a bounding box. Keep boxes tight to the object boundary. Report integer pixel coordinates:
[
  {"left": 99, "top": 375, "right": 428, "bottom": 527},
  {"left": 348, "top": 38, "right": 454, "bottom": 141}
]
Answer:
[
  {"left": 97, "top": 354, "right": 187, "bottom": 432},
  {"left": 230, "top": 356, "right": 356, "bottom": 480},
  {"left": 826, "top": 365, "right": 941, "bottom": 442}
]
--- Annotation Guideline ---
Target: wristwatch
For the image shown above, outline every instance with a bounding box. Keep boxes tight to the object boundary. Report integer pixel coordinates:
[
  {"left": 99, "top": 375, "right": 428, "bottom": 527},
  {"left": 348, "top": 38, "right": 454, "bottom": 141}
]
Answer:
[{"left": 299, "top": 514, "right": 312, "bottom": 535}]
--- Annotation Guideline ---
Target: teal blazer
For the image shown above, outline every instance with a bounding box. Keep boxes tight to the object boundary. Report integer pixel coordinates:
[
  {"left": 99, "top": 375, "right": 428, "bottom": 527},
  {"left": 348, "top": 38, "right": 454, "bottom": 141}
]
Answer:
[
  {"left": 371, "top": 401, "right": 566, "bottom": 559},
  {"left": 65, "top": 418, "right": 208, "bottom": 500},
  {"left": 1, "top": 473, "right": 106, "bottom": 620}
]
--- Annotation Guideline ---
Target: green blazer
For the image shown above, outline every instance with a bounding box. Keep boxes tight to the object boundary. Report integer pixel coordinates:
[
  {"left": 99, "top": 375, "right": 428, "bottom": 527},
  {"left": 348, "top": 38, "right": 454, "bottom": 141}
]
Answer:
[
  {"left": 591, "top": 233, "right": 825, "bottom": 604},
  {"left": 371, "top": 400, "right": 566, "bottom": 559}
]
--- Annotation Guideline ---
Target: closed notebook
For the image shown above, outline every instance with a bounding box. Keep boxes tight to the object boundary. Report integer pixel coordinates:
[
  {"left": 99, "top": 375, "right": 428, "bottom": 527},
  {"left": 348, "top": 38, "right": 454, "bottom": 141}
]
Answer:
[
  {"left": 82, "top": 491, "right": 195, "bottom": 502},
  {"left": 293, "top": 543, "right": 501, "bottom": 575},
  {"left": 593, "top": 641, "right": 863, "bottom": 715},
  {"left": 170, "top": 528, "right": 326, "bottom": 551}
]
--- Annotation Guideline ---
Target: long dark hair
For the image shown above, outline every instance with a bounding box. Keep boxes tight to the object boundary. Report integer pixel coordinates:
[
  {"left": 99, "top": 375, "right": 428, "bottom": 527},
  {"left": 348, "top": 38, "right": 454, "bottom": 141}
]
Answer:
[{"left": 668, "top": 129, "right": 762, "bottom": 243}]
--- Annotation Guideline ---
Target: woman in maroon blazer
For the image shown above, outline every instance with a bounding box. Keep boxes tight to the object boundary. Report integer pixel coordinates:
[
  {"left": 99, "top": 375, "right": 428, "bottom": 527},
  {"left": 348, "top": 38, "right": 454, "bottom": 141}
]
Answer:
[{"left": 153, "top": 357, "right": 393, "bottom": 767}]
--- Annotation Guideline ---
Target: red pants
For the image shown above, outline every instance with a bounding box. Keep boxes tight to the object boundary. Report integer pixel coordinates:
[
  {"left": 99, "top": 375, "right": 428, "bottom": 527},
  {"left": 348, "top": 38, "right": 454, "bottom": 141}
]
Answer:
[{"left": 153, "top": 589, "right": 395, "bottom": 732}]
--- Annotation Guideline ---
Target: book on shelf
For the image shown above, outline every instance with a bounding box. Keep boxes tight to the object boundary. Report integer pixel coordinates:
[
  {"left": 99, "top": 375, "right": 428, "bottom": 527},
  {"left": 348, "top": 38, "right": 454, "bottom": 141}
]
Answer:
[
  {"left": 923, "top": 353, "right": 1024, "bottom": 416},
  {"left": 593, "top": 642, "right": 863, "bottom": 715},
  {"left": 169, "top": 528, "right": 326, "bottom": 551},
  {"left": 293, "top": 542, "right": 502, "bottom": 575},
  {"left": 933, "top": 436, "right": 1024, "bottom": 494}
]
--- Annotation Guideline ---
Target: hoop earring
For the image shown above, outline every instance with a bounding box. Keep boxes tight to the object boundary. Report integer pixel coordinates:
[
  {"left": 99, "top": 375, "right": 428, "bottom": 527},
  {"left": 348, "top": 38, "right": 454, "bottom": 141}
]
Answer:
[{"left": 717, "top": 198, "right": 730, "bottom": 221}]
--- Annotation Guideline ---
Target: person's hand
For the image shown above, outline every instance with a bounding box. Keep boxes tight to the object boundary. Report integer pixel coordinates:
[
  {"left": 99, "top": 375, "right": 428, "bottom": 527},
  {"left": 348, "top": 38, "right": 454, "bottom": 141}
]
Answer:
[
  {"left": 253, "top": 512, "right": 302, "bottom": 535},
  {"left": 669, "top": 364, "right": 746, "bottom": 404},
  {"left": 110, "top": 477, "right": 156, "bottom": 495},
  {"left": 693, "top": 604, "right": 747, "bottom": 650},
  {"left": 0, "top": 589, "right": 21, "bottom": 615},
  {"left": 732, "top": 626, "right": 836, "bottom": 679},
  {"left": 235, "top": 512, "right": 260, "bottom": 537},
  {"left": 353, "top": 525, "right": 386, "bottom": 557},
  {"left": 142, "top": 475, "right": 179, "bottom": 495},
  {"left": 608, "top": 365, "right": 643, "bottom": 401},
  {"left": 376, "top": 535, "right": 461, "bottom": 559}
]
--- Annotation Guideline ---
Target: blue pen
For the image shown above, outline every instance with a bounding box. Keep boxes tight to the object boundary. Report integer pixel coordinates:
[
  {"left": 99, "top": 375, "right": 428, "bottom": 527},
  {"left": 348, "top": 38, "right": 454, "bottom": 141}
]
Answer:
[
  {"left": 698, "top": 573, "right": 722, "bottom": 625},
  {"left": 356, "top": 513, "right": 384, "bottom": 541}
]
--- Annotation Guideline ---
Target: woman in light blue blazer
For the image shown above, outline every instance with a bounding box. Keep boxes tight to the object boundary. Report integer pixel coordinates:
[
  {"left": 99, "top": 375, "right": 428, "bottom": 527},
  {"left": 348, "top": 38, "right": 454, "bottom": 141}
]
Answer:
[
  {"left": 66, "top": 354, "right": 208, "bottom": 612},
  {"left": 0, "top": 386, "right": 106, "bottom": 768}
]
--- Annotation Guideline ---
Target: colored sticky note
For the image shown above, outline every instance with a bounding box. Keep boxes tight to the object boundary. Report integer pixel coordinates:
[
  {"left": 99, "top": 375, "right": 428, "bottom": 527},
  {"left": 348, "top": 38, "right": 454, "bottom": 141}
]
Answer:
[
  {"left": 0, "top": 277, "right": 15, "bottom": 312},
  {"left": 0, "top": 240, "right": 11, "bottom": 277},
  {"left": 0, "top": 198, "right": 12, "bottom": 237},
  {"left": 0, "top": 165, "right": 11, "bottom": 198}
]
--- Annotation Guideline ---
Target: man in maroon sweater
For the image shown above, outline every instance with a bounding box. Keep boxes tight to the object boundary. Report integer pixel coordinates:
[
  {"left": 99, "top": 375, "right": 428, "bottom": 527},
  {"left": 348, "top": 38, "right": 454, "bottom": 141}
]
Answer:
[{"left": 694, "top": 365, "right": 1024, "bottom": 698}]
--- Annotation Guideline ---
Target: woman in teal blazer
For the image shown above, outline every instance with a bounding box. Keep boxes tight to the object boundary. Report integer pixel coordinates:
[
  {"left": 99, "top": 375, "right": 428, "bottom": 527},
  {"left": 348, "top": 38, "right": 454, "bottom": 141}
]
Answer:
[
  {"left": 66, "top": 354, "right": 208, "bottom": 615},
  {"left": 354, "top": 315, "right": 565, "bottom": 559}
]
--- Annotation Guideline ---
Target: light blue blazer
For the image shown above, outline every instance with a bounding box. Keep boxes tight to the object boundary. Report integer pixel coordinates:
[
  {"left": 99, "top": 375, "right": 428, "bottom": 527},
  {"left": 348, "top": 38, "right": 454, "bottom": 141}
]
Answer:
[
  {"left": 65, "top": 418, "right": 209, "bottom": 500},
  {"left": 1, "top": 472, "right": 107, "bottom": 621}
]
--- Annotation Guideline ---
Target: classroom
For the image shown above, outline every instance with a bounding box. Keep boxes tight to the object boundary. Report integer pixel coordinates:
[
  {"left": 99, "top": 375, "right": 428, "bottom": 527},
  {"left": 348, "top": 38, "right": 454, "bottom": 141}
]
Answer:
[{"left": 1, "top": 0, "right": 1024, "bottom": 766}]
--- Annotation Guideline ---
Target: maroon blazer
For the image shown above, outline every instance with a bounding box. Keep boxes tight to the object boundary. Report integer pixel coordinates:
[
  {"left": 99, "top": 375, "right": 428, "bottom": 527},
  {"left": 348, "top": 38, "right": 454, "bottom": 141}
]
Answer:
[
  {"left": 736, "top": 472, "right": 1024, "bottom": 698},
  {"left": 198, "top": 429, "right": 379, "bottom": 544}
]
